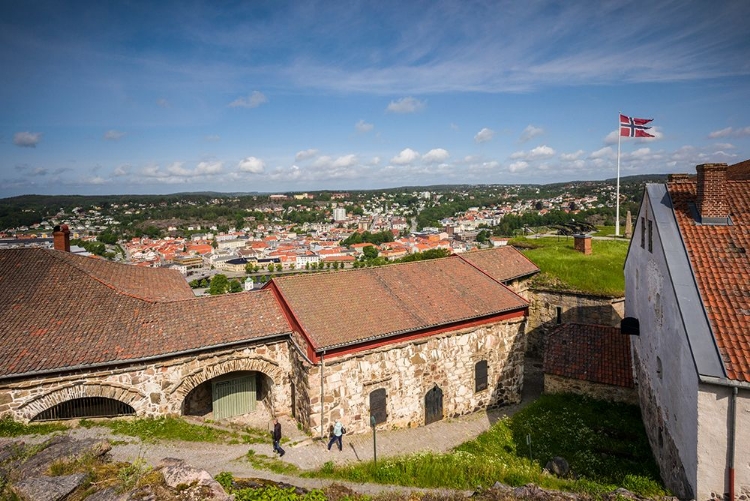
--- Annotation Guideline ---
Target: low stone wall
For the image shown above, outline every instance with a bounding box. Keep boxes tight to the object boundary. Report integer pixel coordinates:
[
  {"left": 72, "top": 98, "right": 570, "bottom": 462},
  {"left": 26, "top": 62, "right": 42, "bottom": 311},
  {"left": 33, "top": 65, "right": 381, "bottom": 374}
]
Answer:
[
  {"left": 307, "top": 317, "right": 527, "bottom": 436},
  {"left": 0, "top": 341, "right": 293, "bottom": 423},
  {"left": 526, "top": 290, "right": 624, "bottom": 356},
  {"left": 543, "top": 374, "right": 638, "bottom": 405}
]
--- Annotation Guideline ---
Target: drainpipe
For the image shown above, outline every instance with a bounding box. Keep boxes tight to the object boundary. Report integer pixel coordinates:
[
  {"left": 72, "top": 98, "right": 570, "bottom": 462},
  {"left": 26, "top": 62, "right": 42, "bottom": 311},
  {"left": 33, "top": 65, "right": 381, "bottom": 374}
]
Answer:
[
  {"left": 700, "top": 376, "right": 745, "bottom": 501},
  {"left": 728, "top": 387, "right": 737, "bottom": 501},
  {"left": 320, "top": 351, "right": 325, "bottom": 440}
]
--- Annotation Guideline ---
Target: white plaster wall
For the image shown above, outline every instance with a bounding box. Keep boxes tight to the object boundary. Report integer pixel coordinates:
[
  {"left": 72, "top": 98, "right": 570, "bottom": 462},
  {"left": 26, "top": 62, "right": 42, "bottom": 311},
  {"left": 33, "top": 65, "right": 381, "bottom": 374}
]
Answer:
[
  {"left": 697, "top": 385, "right": 750, "bottom": 501},
  {"left": 625, "top": 195, "right": 699, "bottom": 498}
]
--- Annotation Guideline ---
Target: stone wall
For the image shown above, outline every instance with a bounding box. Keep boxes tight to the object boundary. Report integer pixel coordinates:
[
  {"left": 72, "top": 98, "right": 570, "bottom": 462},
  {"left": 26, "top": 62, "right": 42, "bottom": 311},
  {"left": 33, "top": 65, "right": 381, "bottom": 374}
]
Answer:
[
  {"left": 526, "top": 290, "right": 624, "bottom": 356},
  {"left": 0, "top": 341, "right": 293, "bottom": 423},
  {"left": 543, "top": 374, "right": 638, "bottom": 405},
  {"left": 306, "top": 317, "right": 527, "bottom": 436}
]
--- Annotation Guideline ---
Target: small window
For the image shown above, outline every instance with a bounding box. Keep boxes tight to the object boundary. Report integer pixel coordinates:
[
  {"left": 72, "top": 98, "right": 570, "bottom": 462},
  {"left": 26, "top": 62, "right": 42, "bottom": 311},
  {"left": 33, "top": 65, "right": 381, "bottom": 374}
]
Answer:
[
  {"left": 475, "top": 360, "right": 488, "bottom": 392},
  {"left": 556, "top": 306, "right": 562, "bottom": 325},
  {"left": 640, "top": 217, "right": 646, "bottom": 248},
  {"left": 648, "top": 220, "right": 653, "bottom": 253},
  {"left": 656, "top": 356, "right": 663, "bottom": 380}
]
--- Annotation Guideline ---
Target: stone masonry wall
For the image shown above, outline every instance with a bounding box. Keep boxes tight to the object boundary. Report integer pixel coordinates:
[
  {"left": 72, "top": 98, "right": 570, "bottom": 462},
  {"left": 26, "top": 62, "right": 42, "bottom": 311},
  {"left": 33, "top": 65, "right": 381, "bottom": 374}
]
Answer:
[
  {"left": 526, "top": 290, "right": 624, "bottom": 356},
  {"left": 0, "top": 341, "right": 293, "bottom": 423},
  {"left": 306, "top": 317, "right": 527, "bottom": 436},
  {"left": 544, "top": 374, "right": 638, "bottom": 405}
]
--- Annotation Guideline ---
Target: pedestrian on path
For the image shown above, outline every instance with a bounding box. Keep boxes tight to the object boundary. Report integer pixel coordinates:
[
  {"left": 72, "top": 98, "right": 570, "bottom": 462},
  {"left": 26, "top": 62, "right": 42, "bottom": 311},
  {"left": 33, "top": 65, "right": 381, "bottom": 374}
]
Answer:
[
  {"left": 327, "top": 419, "right": 345, "bottom": 451},
  {"left": 272, "top": 418, "right": 285, "bottom": 457}
]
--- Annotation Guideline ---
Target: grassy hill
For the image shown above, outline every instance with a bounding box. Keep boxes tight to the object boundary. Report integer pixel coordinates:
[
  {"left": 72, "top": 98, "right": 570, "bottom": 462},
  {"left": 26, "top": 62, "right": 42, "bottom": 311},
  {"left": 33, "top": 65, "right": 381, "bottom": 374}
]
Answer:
[{"left": 511, "top": 236, "right": 628, "bottom": 297}]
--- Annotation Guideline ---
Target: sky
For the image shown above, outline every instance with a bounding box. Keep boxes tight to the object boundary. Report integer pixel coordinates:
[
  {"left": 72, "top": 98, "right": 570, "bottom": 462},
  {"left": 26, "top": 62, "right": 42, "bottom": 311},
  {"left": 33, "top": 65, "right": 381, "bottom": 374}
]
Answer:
[{"left": 1, "top": 1, "right": 750, "bottom": 198}]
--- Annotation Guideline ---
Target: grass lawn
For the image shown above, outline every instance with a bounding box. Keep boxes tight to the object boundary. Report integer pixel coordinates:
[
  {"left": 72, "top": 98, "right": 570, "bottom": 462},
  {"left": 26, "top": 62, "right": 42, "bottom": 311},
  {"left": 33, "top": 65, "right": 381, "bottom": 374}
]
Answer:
[
  {"left": 510, "top": 236, "right": 628, "bottom": 296},
  {"left": 305, "top": 393, "right": 665, "bottom": 498}
]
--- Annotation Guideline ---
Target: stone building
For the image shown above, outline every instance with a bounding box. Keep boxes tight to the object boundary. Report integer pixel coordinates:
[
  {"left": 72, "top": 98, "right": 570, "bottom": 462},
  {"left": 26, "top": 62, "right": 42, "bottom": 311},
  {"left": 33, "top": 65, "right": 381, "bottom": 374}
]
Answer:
[
  {"left": 0, "top": 232, "right": 536, "bottom": 437},
  {"left": 624, "top": 163, "right": 750, "bottom": 500}
]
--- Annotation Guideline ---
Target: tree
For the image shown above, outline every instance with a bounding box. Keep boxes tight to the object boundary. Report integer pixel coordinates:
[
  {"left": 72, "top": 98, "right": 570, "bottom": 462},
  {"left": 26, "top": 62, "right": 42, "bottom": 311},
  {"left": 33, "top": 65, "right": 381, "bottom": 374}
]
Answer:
[
  {"left": 229, "top": 280, "right": 243, "bottom": 293},
  {"left": 208, "top": 274, "right": 229, "bottom": 295},
  {"left": 275, "top": 263, "right": 282, "bottom": 272},
  {"left": 289, "top": 263, "right": 296, "bottom": 270},
  {"left": 245, "top": 262, "right": 255, "bottom": 274},
  {"left": 268, "top": 263, "right": 275, "bottom": 272},
  {"left": 305, "top": 262, "right": 310, "bottom": 270},
  {"left": 362, "top": 245, "right": 379, "bottom": 260},
  {"left": 211, "top": 239, "right": 218, "bottom": 249}
]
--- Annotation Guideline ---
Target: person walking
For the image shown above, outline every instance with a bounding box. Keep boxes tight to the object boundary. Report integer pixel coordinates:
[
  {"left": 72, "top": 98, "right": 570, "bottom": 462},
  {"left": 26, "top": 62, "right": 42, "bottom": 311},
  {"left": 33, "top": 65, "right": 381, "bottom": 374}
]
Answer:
[
  {"left": 327, "top": 418, "right": 345, "bottom": 452},
  {"left": 272, "top": 418, "right": 285, "bottom": 457}
]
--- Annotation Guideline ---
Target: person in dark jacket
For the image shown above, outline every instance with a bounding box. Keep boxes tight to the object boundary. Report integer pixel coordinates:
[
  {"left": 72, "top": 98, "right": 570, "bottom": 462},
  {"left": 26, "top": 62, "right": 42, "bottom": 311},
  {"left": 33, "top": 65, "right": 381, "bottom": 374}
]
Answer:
[{"left": 272, "top": 418, "right": 285, "bottom": 457}]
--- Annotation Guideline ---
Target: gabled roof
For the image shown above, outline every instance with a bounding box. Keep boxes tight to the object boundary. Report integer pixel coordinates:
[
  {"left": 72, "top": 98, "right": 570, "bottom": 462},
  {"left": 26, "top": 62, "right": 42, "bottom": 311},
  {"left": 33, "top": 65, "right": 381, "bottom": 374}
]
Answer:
[
  {"left": 270, "top": 255, "right": 529, "bottom": 351},
  {"left": 0, "top": 249, "right": 291, "bottom": 379},
  {"left": 544, "top": 323, "right": 634, "bottom": 388},
  {"left": 667, "top": 178, "right": 750, "bottom": 382},
  {"left": 458, "top": 246, "right": 540, "bottom": 282}
]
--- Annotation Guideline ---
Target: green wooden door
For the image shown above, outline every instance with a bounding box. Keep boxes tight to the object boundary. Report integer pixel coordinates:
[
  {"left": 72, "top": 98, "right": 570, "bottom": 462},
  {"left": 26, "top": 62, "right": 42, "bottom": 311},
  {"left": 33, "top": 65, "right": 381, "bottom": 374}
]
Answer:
[{"left": 212, "top": 375, "right": 256, "bottom": 420}]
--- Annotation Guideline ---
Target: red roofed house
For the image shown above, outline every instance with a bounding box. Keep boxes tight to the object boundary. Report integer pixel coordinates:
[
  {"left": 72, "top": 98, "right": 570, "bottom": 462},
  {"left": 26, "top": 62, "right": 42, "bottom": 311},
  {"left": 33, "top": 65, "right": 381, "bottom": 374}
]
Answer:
[
  {"left": 624, "top": 163, "right": 750, "bottom": 500},
  {"left": 0, "top": 227, "right": 535, "bottom": 438},
  {"left": 543, "top": 323, "right": 636, "bottom": 405}
]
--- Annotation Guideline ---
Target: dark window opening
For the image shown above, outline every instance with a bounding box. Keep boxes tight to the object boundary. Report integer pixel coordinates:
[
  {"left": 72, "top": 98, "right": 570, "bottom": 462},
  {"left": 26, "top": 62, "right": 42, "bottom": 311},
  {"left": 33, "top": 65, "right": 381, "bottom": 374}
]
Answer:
[
  {"left": 32, "top": 397, "right": 135, "bottom": 422},
  {"left": 556, "top": 306, "right": 563, "bottom": 325},
  {"left": 648, "top": 220, "right": 653, "bottom": 253},
  {"left": 640, "top": 217, "right": 646, "bottom": 248},
  {"left": 475, "top": 360, "right": 488, "bottom": 392}
]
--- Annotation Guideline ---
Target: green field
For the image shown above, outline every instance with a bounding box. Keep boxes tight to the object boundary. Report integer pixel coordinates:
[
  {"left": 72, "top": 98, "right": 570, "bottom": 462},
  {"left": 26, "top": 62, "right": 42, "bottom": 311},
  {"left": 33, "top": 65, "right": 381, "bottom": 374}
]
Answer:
[{"left": 511, "top": 236, "right": 628, "bottom": 297}]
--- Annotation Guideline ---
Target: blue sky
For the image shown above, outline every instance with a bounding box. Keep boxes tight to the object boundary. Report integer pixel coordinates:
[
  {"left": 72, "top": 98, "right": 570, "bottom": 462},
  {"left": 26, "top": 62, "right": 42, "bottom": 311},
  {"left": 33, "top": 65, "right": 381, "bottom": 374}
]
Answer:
[{"left": 2, "top": 1, "right": 749, "bottom": 197}]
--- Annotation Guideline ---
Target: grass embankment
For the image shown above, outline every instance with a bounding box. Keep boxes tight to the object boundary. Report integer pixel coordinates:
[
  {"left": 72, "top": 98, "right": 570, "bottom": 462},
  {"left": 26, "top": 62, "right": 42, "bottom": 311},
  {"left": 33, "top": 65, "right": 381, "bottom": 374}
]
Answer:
[
  {"left": 305, "top": 394, "right": 665, "bottom": 498},
  {"left": 511, "top": 236, "right": 628, "bottom": 296}
]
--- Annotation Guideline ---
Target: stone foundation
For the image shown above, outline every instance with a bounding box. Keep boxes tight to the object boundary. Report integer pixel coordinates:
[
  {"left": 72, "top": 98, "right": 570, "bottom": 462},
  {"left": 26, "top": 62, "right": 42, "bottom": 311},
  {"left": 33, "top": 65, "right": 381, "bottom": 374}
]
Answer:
[{"left": 544, "top": 374, "right": 638, "bottom": 405}]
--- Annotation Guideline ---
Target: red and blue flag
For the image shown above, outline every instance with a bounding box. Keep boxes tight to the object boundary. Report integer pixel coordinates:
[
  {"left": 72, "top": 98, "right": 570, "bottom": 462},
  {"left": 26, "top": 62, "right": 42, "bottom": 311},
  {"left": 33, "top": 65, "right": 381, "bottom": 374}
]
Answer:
[{"left": 620, "top": 114, "right": 654, "bottom": 137}]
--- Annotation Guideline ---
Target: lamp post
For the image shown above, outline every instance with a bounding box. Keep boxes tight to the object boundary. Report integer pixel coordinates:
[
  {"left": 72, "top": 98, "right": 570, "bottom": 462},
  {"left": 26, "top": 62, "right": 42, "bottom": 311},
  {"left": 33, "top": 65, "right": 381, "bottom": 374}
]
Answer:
[{"left": 370, "top": 415, "right": 377, "bottom": 466}]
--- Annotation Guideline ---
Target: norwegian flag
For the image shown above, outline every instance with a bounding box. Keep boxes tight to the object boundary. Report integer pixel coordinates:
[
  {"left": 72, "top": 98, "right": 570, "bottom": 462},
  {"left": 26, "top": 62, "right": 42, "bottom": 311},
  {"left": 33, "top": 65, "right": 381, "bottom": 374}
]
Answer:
[{"left": 620, "top": 114, "right": 654, "bottom": 137}]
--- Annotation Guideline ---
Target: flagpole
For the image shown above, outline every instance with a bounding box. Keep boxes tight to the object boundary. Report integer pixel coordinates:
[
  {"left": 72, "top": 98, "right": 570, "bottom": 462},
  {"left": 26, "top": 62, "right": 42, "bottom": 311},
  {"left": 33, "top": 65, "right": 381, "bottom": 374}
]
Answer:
[{"left": 616, "top": 112, "right": 621, "bottom": 237}]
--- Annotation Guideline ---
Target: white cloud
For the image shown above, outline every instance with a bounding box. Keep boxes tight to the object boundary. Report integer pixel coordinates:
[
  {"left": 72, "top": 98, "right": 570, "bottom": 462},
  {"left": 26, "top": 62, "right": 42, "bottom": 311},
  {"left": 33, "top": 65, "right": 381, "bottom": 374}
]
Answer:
[
  {"left": 156, "top": 98, "right": 170, "bottom": 108},
  {"left": 386, "top": 97, "right": 425, "bottom": 114},
  {"left": 561, "top": 150, "right": 585, "bottom": 161},
  {"left": 474, "top": 128, "right": 495, "bottom": 143},
  {"left": 510, "top": 145, "right": 556, "bottom": 160},
  {"left": 390, "top": 148, "right": 420, "bottom": 165},
  {"left": 714, "top": 143, "right": 734, "bottom": 149},
  {"left": 604, "top": 130, "right": 620, "bottom": 145},
  {"left": 520, "top": 125, "right": 544, "bottom": 142},
  {"left": 332, "top": 154, "right": 358, "bottom": 168},
  {"left": 229, "top": 91, "right": 268, "bottom": 109},
  {"left": 708, "top": 126, "right": 750, "bottom": 138},
  {"left": 13, "top": 131, "right": 41, "bottom": 148},
  {"left": 113, "top": 164, "right": 129, "bottom": 176},
  {"left": 167, "top": 162, "right": 192, "bottom": 176},
  {"left": 238, "top": 157, "right": 265, "bottom": 173},
  {"left": 195, "top": 161, "right": 223, "bottom": 175},
  {"left": 103, "top": 130, "right": 126, "bottom": 141},
  {"left": 509, "top": 161, "right": 529, "bottom": 172},
  {"left": 355, "top": 119, "right": 374, "bottom": 132},
  {"left": 295, "top": 149, "right": 318, "bottom": 161},
  {"left": 630, "top": 147, "right": 652, "bottom": 159},
  {"left": 590, "top": 146, "right": 615, "bottom": 159},
  {"left": 422, "top": 148, "right": 450, "bottom": 163}
]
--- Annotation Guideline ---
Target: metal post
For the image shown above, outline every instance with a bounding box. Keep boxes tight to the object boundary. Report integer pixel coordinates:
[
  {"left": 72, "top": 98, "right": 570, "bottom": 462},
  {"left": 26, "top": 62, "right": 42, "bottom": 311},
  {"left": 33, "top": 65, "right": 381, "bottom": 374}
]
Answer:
[{"left": 370, "top": 415, "right": 377, "bottom": 466}]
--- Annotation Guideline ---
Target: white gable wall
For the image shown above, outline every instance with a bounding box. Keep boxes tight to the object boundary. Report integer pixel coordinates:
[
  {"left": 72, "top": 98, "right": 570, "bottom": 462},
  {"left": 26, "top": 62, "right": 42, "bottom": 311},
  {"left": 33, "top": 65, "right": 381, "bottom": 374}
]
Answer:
[{"left": 625, "top": 191, "right": 699, "bottom": 498}]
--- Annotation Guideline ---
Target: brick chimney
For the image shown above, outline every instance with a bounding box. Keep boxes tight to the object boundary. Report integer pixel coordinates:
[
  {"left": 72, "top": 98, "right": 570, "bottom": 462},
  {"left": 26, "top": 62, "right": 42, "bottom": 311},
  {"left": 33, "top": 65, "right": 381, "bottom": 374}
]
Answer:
[
  {"left": 53, "top": 224, "right": 71, "bottom": 252},
  {"left": 574, "top": 234, "right": 592, "bottom": 255},
  {"left": 696, "top": 163, "right": 729, "bottom": 223}
]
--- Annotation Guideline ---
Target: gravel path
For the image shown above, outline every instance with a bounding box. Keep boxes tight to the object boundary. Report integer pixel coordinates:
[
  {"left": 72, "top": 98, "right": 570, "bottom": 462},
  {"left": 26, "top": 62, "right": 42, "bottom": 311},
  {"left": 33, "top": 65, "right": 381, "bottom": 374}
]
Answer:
[{"left": 4, "top": 357, "right": 543, "bottom": 496}]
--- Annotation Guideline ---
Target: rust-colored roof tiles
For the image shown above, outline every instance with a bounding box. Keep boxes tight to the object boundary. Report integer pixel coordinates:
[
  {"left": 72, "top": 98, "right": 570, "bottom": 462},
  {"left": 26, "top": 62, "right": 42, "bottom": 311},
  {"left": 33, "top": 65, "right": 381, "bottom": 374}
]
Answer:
[
  {"left": 272, "top": 255, "right": 529, "bottom": 351},
  {"left": 0, "top": 248, "right": 291, "bottom": 379},
  {"left": 667, "top": 179, "right": 750, "bottom": 382},
  {"left": 544, "top": 323, "right": 634, "bottom": 388},
  {"left": 458, "top": 246, "right": 540, "bottom": 282}
]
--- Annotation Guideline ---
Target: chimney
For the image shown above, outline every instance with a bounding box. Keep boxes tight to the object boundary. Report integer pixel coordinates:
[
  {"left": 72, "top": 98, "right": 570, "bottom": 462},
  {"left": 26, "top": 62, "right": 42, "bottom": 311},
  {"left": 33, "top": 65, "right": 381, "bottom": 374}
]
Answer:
[
  {"left": 573, "top": 234, "right": 592, "bottom": 255},
  {"left": 696, "top": 163, "right": 730, "bottom": 223},
  {"left": 53, "top": 224, "right": 71, "bottom": 252}
]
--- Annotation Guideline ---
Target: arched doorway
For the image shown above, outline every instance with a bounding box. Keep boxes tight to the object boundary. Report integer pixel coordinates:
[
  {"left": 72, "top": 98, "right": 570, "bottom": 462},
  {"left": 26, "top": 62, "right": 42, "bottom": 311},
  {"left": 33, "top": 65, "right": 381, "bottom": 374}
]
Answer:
[
  {"left": 425, "top": 385, "right": 443, "bottom": 425},
  {"left": 183, "top": 370, "right": 274, "bottom": 421}
]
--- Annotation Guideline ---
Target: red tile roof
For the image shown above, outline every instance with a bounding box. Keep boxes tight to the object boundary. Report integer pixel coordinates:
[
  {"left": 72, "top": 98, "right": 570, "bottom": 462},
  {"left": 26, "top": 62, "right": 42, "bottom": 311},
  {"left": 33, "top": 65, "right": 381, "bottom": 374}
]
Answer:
[
  {"left": 667, "top": 178, "right": 750, "bottom": 382},
  {"left": 271, "top": 255, "right": 529, "bottom": 351},
  {"left": 0, "top": 249, "right": 291, "bottom": 379},
  {"left": 544, "top": 323, "right": 634, "bottom": 388},
  {"left": 458, "top": 246, "right": 540, "bottom": 282}
]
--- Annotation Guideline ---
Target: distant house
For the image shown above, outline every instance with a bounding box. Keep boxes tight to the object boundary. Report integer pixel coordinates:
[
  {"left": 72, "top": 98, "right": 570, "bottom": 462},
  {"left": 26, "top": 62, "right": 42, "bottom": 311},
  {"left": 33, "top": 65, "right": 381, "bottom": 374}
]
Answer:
[{"left": 624, "top": 162, "right": 750, "bottom": 500}]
